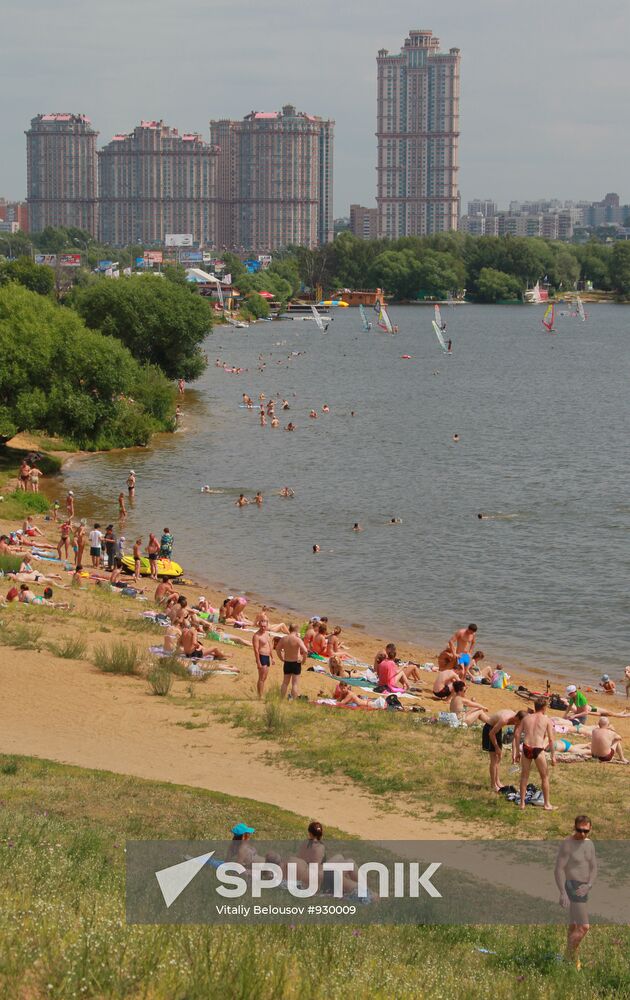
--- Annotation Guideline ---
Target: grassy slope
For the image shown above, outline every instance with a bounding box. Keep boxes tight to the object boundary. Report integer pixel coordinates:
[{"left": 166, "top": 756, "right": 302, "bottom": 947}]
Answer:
[{"left": 1, "top": 755, "right": 629, "bottom": 1000}]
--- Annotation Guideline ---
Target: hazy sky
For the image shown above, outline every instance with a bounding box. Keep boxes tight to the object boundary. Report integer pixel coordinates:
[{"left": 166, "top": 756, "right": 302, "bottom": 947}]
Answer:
[{"left": 2, "top": 0, "right": 629, "bottom": 213}]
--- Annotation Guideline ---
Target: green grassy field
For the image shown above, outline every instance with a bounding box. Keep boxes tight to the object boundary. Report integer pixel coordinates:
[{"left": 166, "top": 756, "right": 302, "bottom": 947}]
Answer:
[{"left": 1, "top": 755, "right": 628, "bottom": 999}]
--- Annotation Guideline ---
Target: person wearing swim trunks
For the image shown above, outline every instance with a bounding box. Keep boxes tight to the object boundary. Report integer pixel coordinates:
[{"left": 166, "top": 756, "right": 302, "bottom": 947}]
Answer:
[
  {"left": 590, "top": 716, "right": 628, "bottom": 763},
  {"left": 482, "top": 709, "right": 528, "bottom": 793},
  {"left": 513, "top": 699, "right": 557, "bottom": 810},
  {"left": 146, "top": 532, "right": 160, "bottom": 581},
  {"left": 433, "top": 667, "right": 459, "bottom": 700},
  {"left": 555, "top": 815, "right": 596, "bottom": 968},
  {"left": 18, "top": 460, "right": 31, "bottom": 492},
  {"left": 447, "top": 623, "right": 478, "bottom": 659},
  {"left": 277, "top": 625, "right": 308, "bottom": 700},
  {"left": 253, "top": 619, "right": 275, "bottom": 699}
]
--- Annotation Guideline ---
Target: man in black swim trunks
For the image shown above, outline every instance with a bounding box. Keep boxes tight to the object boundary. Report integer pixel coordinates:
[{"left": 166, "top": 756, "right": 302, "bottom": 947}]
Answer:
[
  {"left": 252, "top": 618, "right": 275, "bottom": 700},
  {"left": 276, "top": 624, "right": 308, "bottom": 700},
  {"left": 482, "top": 708, "right": 528, "bottom": 792},
  {"left": 554, "top": 815, "right": 596, "bottom": 968}
]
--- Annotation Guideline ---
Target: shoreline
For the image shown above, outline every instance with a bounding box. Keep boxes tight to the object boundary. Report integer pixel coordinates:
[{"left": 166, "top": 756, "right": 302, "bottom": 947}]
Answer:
[{"left": 18, "top": 445, "right": 624, "bottom": 703}]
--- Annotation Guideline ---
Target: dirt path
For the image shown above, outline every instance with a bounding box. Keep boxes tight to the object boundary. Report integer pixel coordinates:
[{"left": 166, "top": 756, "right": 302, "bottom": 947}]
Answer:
[{"left": 0, "top": 651, "right": 474, "bottom": 840}]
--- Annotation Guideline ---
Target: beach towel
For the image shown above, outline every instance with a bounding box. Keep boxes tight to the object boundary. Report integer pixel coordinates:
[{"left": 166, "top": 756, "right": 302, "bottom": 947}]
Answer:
[{"left": 438, "top": 711, "right": 462, "bottom": 728}]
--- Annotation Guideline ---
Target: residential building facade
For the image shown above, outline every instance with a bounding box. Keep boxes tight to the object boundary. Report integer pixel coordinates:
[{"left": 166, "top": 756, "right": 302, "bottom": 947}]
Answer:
[
  {"left": 376, "top": 30, "right": 460, "bottom": 238},
  {"left": 26, "top": 113, "right": 98, "bottom": 234},
  {"left": 210, "top": 105, "right": 334, "bottom": 251},
  {"left": 349, "top": 203, "right": 378, "bottom": 240},
  {"left": 98, "top": 121, "right": 218, "bottom": 246}
]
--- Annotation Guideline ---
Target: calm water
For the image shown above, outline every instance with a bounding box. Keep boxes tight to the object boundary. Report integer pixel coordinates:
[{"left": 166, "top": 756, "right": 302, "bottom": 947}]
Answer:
[{"left": 60, "top": 304, "right": 630, "bottom": 680}]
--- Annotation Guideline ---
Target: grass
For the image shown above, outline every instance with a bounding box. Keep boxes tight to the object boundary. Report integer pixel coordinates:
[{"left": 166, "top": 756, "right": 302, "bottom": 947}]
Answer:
[
  {"left": 0, "top": 754, "right": 628, "bottom": 999},
  {"left": 0, "top": 552, "right": 22, "bottom": 573},
  {"left": 0, "top": 623, "right": 45, "bottom": 650},
  {"left": 147, "top": 664, "right": 174, "bottom": 696},
  {"left": 93, "top": 641, "right": 144, "bottom": 676},
  {"left": 47, "top": 636, "right": 87, "bottom": 660},
  {"left": 206, "top": 697, "right": 630, "bottom": 840}
]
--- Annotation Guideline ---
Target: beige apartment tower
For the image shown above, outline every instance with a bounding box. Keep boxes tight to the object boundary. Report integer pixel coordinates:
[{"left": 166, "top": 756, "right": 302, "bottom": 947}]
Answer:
[
  {"left": 376, "top": 30, "right": 460, "bottom": 237},
  {"left": 98, "top": 121, "right": 219, "bottom": 246},
  {"left": 26, "top": 113, "right": 98, "bottom": 235},
  {"left": 210, "top": 105, "right": 334, "bottom": 251}
]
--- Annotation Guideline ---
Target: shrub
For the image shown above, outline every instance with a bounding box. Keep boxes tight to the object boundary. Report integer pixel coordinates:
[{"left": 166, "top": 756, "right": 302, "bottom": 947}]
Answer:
[
  {"left": 0, "top": 756, "right": 18, "bottom": 775},
  {"left": 262, "top": 699, "right": 289, "bottom": 736},
  {"left": 0, "top": 552, "right": 22, "bottom": 573},
  {"left": 147, "top": 665, "right": 174, "bottom": 696},
  {"left": 6, "top": 624, "right": 44, "bottom": 650},
  {"left": 48, "top": 636, "right": 87, "bottom": 660},
  {"left": 93, "top": 642, "right": 142, "bottom": 675},
  {"left": 5, "top": 491, "right": 50, "bottom": 514}
]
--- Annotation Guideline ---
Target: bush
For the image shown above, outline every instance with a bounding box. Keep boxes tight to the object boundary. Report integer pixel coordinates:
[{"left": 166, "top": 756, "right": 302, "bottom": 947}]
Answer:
[
  {"left": 147, "top": 665, "right": 174, "bottom": 696},
  {"left": 0, "top": 553, "right": 22, "bottom": 573},
  {"left": 5, "top": 490, "right": 50, "bottom": 514},
  {"left": 0, "top": 756, "right": 18, "bottom": 775},
  {"left": 262, "top": 698, "right": 289, "bottom": 736},
  {"left": 93, "top": 642, "right": 143, "bottom": 675},
  {"left": 5, "top": 624, "right": 44, "bottom": 650},
  {"left": 48, "top": 637, "right": 87, "bottom": 660}
]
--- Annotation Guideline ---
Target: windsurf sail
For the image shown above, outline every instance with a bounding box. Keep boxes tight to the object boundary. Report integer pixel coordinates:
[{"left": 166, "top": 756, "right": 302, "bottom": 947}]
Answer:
[
  {"left": 576, "top": 296, "right": 586, "bottom": 322},
  {"left": 542, "top": 304, "right": 555, "bottom": 332},
  {"left": 359, "top": 304, "right": 371, "bottom": 332},
  {"left": 310, "top": 304, "right": 325, "bottom": 332},
  {"left": 216, "top": 280, "right": 224, "bottom": 310},
  {"left": 377, "top": 305, "right": 394, "bottom": 334},
  {"left": 432, "top": 320, "right": 448, "bottom": 353},
  {"left": 434, "top": 304, "right": 443, "bottom": 330}
]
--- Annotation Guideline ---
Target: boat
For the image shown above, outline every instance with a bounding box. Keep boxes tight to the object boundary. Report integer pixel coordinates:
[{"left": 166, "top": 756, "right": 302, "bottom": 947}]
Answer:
[
  {"left": 121, "top": 555, "right": 184, "bottom": 579},
  {"left": 332, "top": 288, "right": 385, "bottom": 308},
  {"left": 359, "top": 304, "right": 372, "bottom": 332},
  {"left": 281, "top": 303, "right": 331, "bottom": 321},
  {"left": 524, "top": 281, "right": 549, "bottom": 304},
  {"left": 432, "top": 305, "right": 449, "bottom": 353},
  {"left": 542, "top": 304, "right": 555, "bottom": 332}
]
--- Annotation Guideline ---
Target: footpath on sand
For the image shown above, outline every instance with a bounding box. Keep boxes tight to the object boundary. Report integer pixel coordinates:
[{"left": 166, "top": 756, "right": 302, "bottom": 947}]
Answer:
[{"left": 0, "top": 653, "right": 472, "bottom": 841}]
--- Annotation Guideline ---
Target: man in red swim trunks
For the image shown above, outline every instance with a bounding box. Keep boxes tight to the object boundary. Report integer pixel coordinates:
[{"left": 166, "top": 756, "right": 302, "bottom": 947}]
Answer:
[
  {"left": 513, "top": 699, "right": 556, "bottom": 810},
  {"left": 590, "top": 717, "right": 628, "bottom": 763}
]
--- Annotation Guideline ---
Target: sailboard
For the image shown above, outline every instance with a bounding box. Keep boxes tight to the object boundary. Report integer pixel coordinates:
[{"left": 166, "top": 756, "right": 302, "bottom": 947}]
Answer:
[
  {"left": 310, "top": 304, "right": 326, "bottom": 332},
  {"left": 576, "top": 296, "right": 586, "bottom": 322},
  {"left": 359, "top": 304, "right": 372, "bottom": 332},
  {"left": 542, "top": 304, "right": 555, "bottom": 332},
  {"left": 432, "top": 320, "right": 448, "bottom": 353},
  {"left": 377, "top": 305, "right": 394, "bottom": 334}
]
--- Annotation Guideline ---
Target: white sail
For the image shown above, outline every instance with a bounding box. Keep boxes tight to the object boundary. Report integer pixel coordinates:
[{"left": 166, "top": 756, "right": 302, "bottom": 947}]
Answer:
[
  {"left": 310, "top": 304, "right": 325, "bottom": 332},
  {"left": 576, "top": 296, "right": 586, "bottom": 322},
  {"left": 432, "top": 320, "right": 448, "bottom": 353},
  {"left": 434, "top": 304, "right": 443, "bottom": 329},
  {"left": 378, "top": 306, "right": 394, "bottom": 334}
]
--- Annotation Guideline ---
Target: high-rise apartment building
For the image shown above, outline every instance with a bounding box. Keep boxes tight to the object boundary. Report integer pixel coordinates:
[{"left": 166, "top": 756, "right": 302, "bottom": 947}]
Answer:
[
  {"left": 210, "top": 105, "right": 334, "bottom": 251},
  {"left": 26, "top": 113, "right": 98, "bottom": 234},
  {"left": 376, "top": 30, "right": 460, "bottom": 238},
  {"left": 349, "top": 204, "right": 378, "bottom": 240},
  {"left": 98, "top": 121, "right": 219, "bottom": 246}
]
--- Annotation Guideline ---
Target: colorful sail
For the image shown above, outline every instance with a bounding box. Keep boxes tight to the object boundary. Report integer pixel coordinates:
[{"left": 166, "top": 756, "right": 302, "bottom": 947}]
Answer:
[
  {"left": 542, "top": 304, "right": 555, "bottom": 332},
  {"left": 377, "top": 306, "right": 394, "bottom": 334},
  {"left": 310, "top": 304, "right": 325, "bottom": 332},
  {"left": 434, "top": 304, "right": 443, "bottom": 329},
  {"left": 359, "top": 304, "right": 371, "bottom": 332},
  {"left": 576, "top": 296, "right": 586, "bottom": 322}
]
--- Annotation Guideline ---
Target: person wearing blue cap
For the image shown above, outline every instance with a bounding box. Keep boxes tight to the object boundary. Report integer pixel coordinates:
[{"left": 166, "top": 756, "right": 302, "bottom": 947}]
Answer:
[
  {"left": 231, "top": 822, "right": 255, "bottom": 837},
  {"left": 228, "top": 823, "right": 259, "bottom": 866}
]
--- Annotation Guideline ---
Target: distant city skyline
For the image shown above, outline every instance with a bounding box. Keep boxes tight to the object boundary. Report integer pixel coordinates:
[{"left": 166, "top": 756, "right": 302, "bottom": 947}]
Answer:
[{"left": 2, "top": 0, "right": 630, "bottom": 213}]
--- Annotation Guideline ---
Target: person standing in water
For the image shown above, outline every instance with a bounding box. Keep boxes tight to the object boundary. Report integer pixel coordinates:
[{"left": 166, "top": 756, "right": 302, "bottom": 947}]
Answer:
[{"left": 127, "top": 471, "right": 136, "bottom": 501}]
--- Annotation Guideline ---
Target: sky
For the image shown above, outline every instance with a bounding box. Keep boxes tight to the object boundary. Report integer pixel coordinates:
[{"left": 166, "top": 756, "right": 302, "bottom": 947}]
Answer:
[{"left": 2, "top": 0, "right": 629, "bottom": 214}]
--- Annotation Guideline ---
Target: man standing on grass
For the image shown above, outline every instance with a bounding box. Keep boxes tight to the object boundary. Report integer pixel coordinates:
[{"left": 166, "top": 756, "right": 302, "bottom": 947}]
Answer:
[
  {"left": 513, "top": 698, "right": 556, "bottom": 810},
  {"left": 482, "top": 708, "right": 528, "bottom": 792},
  {"left": 252, "top": 618, "right": 275, "bottom": 699},
  {"left": 276, "top": 624, "right": 308, "bottom": 701},
  {"left": 554, "top": 815, "right": 596, "bottom": 969}
]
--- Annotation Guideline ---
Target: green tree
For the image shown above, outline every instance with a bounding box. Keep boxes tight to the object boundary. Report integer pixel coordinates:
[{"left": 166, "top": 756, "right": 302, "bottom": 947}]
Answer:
[
  {"left": 369, "top": 250, "right": 422, "bottom": 300},
  {"left": 0, "top": 257, "right": 54, "bottom": 296},
  {"left": 549, "top": 248, "right": 580, "bottom": 290},
  {"left": 72, "top": 275, "right": 211, "bottom": 380},
  {"left": 609, "top": 243, "right": 630, "bottom": 295},
  {"left": 475, "top": 268, "right": 523, "bottom": 303},
  {"left": 242, "top": 292, "right": 270, "bottom": 319},
  {"left": 416, "top": 250, "right": 465, "bottom": 298},
  {"left": 0, "top": 283, "right": 173, "bottom": 448}
]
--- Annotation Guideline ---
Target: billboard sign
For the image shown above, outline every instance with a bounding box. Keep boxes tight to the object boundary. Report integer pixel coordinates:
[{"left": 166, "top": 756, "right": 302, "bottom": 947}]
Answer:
[
  {"left": 35, "top": 254, "right": 57, "bottom": 266},
  {"left": 165, "top": 234, "right": 193, "bottom": 247},
  {"left": 180, "top": 251, "right": 203, "bottom": 264},
  {"left": 98, "top": 260, "right": 114, "bottom": 271},
  {"left": 59, "top": 253, "right": 82, "bottom": 267},
  {"left": 144, "top": 251, "right": 163, "bottom": 265}
]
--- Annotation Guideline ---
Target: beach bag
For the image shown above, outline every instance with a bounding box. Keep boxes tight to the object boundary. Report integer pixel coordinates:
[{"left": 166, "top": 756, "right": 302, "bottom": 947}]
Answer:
[
  {"left": 385, "top": 694, "right": 403, "bottom": 711},
  {"left": 550, "top": 693, "right": 567, "bottom": 710},
  {"left": 438, "top": 711, "right": 460, "bottom": 728}
]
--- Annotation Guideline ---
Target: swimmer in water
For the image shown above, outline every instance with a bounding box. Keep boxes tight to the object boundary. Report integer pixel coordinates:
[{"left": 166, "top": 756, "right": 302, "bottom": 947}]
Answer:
[
  {"left": 322, "top": 404, "right": 330, "bottom": 413},
  {"left": 285, "top": 422, "right": 296, "bottom": 432},
  {"left": 313, "top": 544, "right": 320, "bottom": 554},
  {"left": 201, "top": 485, "right": 211, "bottom": 493},
  {"left": 235, "top": 494, "right": 249, "bottom": 507},
  {"left": 254, "top": 492, "right": 263, "bottom": 506},
  {"left": 353, "top": 523, "right": 362, "bottom": 532},
  {"left": 452, "top": 433, "right": 460, "bottom": 442},
  {"left": 350, "top": 411, "right": 356, "bottom": 417},
  {"left": 477, "top": 513, "right": 488, "bottom": 520},
  {"left": 279, "top": 486, "right": 295, "bottom": 497},
  {"left": 271, "top": 416, "right": 280, "bottom": 428},
  {"left": 389, "top": 517, "right": 402, "bottom": 525},
  {"left": 309, "top": 410, "right": 318, "bottom": 419},
  {"left": 281, "top": 400, "right": 290, "bottom": 410}
]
